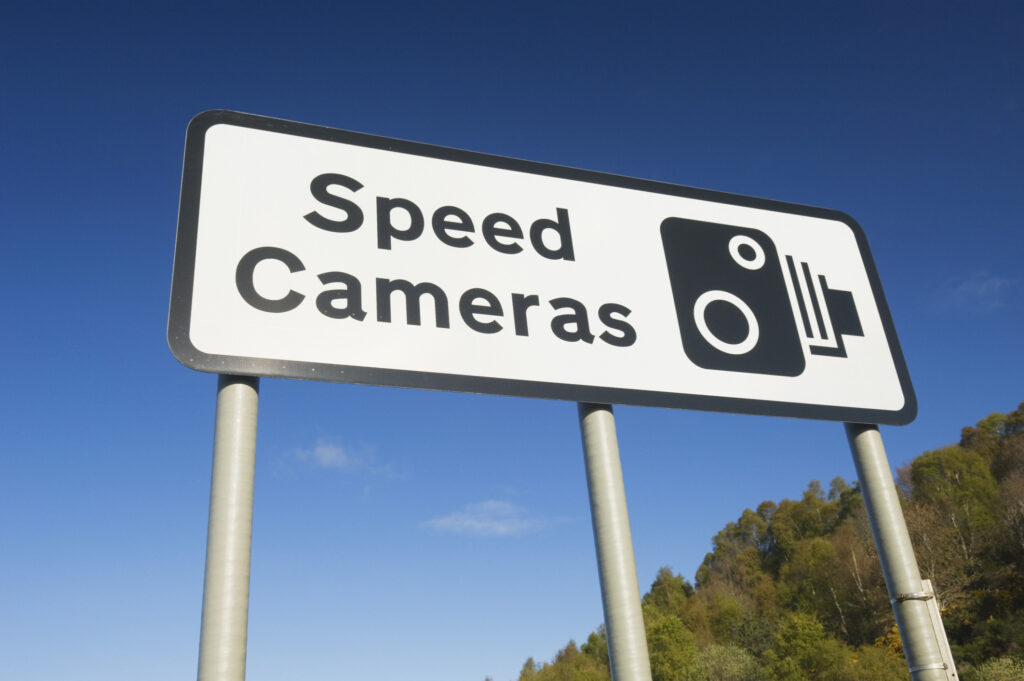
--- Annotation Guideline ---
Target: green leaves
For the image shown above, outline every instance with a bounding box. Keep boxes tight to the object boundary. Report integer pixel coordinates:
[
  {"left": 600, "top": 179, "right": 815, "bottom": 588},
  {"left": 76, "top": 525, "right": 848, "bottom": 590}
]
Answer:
[
  {"left": 644, "top": 609, "right": 700, "bottom": 681},
  {"left": 516, "top": 401, "right": 1024, "bottom": 681}
]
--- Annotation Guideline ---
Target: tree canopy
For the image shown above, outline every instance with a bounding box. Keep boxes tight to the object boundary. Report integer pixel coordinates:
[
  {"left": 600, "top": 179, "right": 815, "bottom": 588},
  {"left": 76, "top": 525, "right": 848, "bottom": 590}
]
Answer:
[{"left": 514, "top": 402, "right": 1024, "bottom": 681}]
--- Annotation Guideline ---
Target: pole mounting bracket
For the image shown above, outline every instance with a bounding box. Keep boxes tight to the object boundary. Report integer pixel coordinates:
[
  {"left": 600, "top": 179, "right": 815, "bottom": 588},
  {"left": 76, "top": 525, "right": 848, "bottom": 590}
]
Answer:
[
  {"left": 893, "top": 590, "right": 934, "bottom": 604},
  {"left": 909, "top": 662, "right": 949, "bottom": 673}
]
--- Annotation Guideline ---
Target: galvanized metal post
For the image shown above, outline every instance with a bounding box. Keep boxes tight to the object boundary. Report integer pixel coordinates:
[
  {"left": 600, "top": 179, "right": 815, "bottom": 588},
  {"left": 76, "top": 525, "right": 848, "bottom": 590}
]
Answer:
[
  {"left": 197, "top": 375, "right": 260, "bottom": 681},
  {"left": 579, "top": 403, "right": 653, "bottom": 681},
  {"left": 921, "top": 579, "right": 959, "bottom": 679},
  {"left": 845, "top": 423, "right": 952, "bottom": 681}
]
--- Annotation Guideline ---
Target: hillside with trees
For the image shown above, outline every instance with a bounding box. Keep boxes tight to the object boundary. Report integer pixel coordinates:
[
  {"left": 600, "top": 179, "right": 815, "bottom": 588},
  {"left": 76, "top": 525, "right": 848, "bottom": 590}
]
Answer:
[{"left": 515, "top": 402, "right": 1024, "bottom": 681}]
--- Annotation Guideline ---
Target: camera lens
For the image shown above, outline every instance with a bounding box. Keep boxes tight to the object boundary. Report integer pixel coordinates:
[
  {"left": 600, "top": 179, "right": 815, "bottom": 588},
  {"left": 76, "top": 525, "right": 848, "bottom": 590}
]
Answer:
[{"left": 693, "top": 290, "right": 760, "bottom": 355}]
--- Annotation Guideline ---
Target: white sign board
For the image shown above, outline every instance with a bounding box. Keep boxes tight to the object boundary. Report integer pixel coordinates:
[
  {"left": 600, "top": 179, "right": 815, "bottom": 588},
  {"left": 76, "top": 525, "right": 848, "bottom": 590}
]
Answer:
[{"left": 169, "top": 111, "right": 915, "bottom": 424}]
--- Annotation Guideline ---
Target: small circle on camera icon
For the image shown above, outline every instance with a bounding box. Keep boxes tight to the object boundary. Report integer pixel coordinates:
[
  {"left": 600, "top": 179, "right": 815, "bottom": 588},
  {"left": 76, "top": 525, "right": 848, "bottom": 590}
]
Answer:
[
  {"left": 692, "top": 290, "right": 760, "bottom": 355},
  {"left": 729, "top": 235, "right": 765, "bottom": 270}
]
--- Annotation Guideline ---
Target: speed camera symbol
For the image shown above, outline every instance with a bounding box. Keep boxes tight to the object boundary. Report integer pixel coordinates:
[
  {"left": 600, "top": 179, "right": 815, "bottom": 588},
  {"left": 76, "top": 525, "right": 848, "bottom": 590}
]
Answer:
[{"left": 660, "top": 218, "right": 864, "bottom": 377}]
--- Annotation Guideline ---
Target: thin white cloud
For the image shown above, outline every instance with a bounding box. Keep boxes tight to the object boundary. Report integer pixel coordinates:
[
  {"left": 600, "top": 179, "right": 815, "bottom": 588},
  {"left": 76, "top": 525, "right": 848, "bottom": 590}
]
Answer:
[
  {"left": 422, "top": 500, "right": 548, "bottom": 537},
  {"left": 294, "top": 441, "right": 356, "bottom": 470},
  {"left": 292, "top": 439, "right": 392, "bottom": 475},
  {"left": 938, "top": 271, "right": 1014, "bottom": 312}
]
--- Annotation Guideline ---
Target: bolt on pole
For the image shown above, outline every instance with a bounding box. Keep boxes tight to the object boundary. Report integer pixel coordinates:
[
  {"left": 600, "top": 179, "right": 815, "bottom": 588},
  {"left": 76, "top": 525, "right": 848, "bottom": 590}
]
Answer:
[
  {"left": 845, "top": 423, "right": 953, "bottom": 681},
  {"left": 579, "top": 403, "right": 653, "bottom": 681},
  {"left": 197, "top": 375, "right": 260, "bottom": 681}
]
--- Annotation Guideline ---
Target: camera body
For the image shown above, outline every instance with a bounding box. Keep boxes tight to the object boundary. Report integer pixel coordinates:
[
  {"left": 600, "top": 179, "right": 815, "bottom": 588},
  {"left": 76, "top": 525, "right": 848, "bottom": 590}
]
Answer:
[{"left": 661, "top": 217, "right": 806, "bottom": 376}]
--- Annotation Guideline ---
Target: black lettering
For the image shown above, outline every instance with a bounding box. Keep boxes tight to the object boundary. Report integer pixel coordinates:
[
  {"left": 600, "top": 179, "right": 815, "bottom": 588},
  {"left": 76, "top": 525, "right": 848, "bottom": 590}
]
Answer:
[
  {"left": 376, "top": 278, "right": 450, "bottom": 327},
  {"left": 481, "top": 213, "right": 524, "bottom": 254},
  {"left": 511, "top": 293, "right": 540, "bottom": 337},
  {"left": 315, "top": 272, "right": 367, "bottom": 320},
  {"left": 304, "top": 173, "right": 364, "bottom": 233},
  {"left": 432, "top": 206, "right": 474, "bottom": 248},
  {"left": 459, "top": 288, "right": 503, "bottom": 334},
  {"left": 235, "top": 247, "right": 305, "bottom": 313},
  {"left": 377, "top": 197, "right": 424, "bottom": 250},
  {"left": 549, "top": 297, "right": 595, "bottom": 343},
  {"left": 530, "top": 208, "right": 575, "bottom": 261},
  {"left": 598, "top": 303, "right": 636, "bottom": 347}
]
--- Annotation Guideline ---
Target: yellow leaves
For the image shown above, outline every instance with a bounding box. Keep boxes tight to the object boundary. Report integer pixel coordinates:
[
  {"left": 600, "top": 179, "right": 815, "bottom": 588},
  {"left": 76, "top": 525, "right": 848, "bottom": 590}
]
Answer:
[{"left": 875, "top": 624, "right": 904, "bottom": 657}]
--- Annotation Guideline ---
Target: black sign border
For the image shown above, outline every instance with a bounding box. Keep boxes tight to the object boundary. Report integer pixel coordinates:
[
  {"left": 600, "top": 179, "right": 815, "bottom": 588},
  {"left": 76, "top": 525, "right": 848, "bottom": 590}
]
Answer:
[{"left": 169, "top": 110, "right": 916, "bottom": 425}]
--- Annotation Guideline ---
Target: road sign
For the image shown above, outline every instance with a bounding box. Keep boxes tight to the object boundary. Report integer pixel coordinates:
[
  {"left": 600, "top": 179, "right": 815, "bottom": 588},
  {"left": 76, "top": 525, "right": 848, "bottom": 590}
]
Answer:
[{"left": 169, "top": 110, "right": 915, "bottom": 424}]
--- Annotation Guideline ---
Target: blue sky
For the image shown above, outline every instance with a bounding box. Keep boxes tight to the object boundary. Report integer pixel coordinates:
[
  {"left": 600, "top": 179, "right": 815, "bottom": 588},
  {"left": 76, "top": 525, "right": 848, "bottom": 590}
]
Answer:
[{"left": 1, "top": 2, "right": 1021, "bottom": 681}]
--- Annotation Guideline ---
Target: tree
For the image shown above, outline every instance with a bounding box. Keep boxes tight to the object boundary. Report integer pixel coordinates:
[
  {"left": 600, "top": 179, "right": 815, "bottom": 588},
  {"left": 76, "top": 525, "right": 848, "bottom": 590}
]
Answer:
[
  {"left": 643, "top": 608, "right": 700, "bottom": 681},
  {"left": 524, "top": 641, "right": 610, "bottom": 681},
  {"left": 644, "top": 567, "right": 693, "bottom": 621},
  {"left": 902, "top": 445, "right": 1002, "bottom": 620},
  {"left": 697, "top": 644, "right": 759, "bottom": 681},
  {"left": 763, "top": 612, "right": 852, "bottom": 681},
  {"left": 519, "top": 658, "right": 539, "bottom": 681},
  {"left": 826, "top": 510, "right": 892, "bottom": 645},
  {"left": 777, "top": 536, "right": 846, "bottom": 634},
  {"left": 765, "top": 481, "right": 843, "bottom": 570},
  {"left": 966, "top": 656, "right": 1024, "bottom": 681},
  {"left": 960, "top": 402, "right": 1024, "bottom": 482},
  {"left": 580, "top": 628, "right": 610, "bottom": 675},
  {"left": 850, "top": 645, "right": 908, "bottom": 681},
  {"left": 694, "top": 507, "right": 777, "bottom": 619},
  {"left": 907, "top": 445, "right": 1000, "bottom": 538},
  {"left": 515, "top": 402, "right": 1024, "bottom": 681}
]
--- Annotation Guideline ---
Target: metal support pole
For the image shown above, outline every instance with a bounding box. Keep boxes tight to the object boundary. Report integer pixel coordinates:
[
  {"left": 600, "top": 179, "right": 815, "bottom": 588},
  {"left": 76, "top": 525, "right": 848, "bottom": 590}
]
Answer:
[
  {"left": 845, "top": 423, "right": 952, "bottom": 681},
  {"left": 579, "top": 403, "right": 653, "bottom": 681},
  {"left": 198, "top": 375, "right": 260, "bottom": 681}
]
